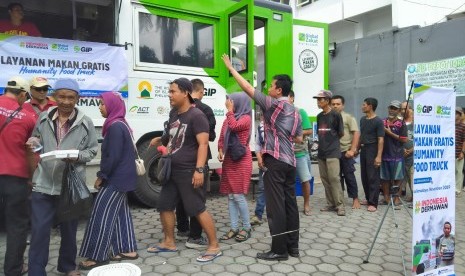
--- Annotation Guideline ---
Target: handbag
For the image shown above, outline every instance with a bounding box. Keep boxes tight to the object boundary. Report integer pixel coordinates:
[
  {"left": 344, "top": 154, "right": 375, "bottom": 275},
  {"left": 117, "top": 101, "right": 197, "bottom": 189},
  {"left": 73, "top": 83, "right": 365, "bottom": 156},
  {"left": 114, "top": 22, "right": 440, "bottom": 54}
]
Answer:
[
  {"left": 121, "top": 122, "right": 145, "bottom": 176},
  {"left": 156, "top": 123, "right": 182, "bottom": 185},
  {"left": 228, "top": 132, "right": 247, "bottom": 161}
]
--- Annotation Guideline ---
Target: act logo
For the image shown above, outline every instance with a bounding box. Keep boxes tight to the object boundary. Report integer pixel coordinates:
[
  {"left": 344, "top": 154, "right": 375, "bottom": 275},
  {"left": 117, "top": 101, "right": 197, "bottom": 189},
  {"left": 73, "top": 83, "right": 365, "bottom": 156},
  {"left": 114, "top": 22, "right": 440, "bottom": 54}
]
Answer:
[
  {"left": 137, "top": 81, "right": 153, "bottom": 99},
  {"left": 436, "top": 105, "right": 451, "bottom": 116},
  {"left": 129, "top": 106, "right": 150, "bottom": 114}
]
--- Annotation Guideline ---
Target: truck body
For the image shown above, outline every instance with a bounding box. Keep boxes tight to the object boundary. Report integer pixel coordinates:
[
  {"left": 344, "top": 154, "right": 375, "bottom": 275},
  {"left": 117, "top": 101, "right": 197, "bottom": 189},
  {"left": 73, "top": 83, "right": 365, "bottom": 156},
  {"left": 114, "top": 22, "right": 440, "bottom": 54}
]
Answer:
[{"left": 0, "top": 0, "right": 328, "bottom": 206}]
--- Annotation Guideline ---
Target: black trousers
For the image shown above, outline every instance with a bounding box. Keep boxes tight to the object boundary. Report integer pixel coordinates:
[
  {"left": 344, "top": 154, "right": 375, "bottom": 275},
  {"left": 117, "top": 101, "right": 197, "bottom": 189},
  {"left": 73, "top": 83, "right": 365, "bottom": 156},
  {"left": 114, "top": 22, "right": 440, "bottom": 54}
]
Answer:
[
  {"left": 263, "top": 154, "right": 299, "bottom": 255},
  {"left": 360, "top": 144, "right": 380, "bottom": 207},
  {"left": 176, "top": 201, "right": 202, "bottom": 239},
  {"left": 0, "top": 175, "right": 29, "bottom": 276},
  {"left": 340, "top": 152, "right": 359, "bottom": 199}
]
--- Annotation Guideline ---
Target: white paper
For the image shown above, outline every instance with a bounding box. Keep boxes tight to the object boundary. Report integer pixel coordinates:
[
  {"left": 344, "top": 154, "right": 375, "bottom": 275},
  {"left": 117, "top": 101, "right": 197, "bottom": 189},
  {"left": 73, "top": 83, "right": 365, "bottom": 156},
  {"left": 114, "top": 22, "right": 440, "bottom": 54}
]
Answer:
[{"left": 40, "top": 150, "right": 79, "bottom": 161}]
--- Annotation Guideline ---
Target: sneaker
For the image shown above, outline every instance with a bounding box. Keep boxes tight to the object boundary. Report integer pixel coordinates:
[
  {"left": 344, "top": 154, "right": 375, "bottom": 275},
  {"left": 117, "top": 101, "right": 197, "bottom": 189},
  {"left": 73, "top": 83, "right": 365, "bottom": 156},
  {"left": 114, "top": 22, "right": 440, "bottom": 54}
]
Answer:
[
  {"left": 177, "top": 230, "right": 190, "bottom": 239},
  {"left": 250, "top": 215, "right": 263, "bottom": 226},
  {"left": 185, "top": 236, "right": 208, "bottom": 249}
]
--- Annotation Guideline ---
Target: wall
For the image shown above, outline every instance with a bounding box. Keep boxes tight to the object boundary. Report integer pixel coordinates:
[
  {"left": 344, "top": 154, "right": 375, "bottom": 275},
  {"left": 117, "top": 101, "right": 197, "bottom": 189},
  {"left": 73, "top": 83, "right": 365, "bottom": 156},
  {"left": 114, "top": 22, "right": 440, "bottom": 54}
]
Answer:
[{"left": 329, "top": 17, "right": 465, "bottom": 120}]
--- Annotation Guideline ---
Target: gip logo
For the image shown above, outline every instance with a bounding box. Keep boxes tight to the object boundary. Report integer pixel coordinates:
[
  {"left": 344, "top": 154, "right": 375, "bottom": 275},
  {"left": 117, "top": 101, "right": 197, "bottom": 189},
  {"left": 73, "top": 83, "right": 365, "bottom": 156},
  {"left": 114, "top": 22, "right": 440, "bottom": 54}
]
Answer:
[
  {"left": 416, "top": 104, "right": 432, "bottom": 114},
  {"left": 138, "top": 81, "right": 153, "bottom": 99}
]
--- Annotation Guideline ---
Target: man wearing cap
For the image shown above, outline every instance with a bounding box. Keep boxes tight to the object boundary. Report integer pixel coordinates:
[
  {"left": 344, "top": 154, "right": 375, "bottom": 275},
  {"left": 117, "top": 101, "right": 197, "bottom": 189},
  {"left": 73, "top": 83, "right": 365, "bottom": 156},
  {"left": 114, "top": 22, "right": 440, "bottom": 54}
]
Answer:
[
  {"left": 0, "top": 3, "right": 41, "bottom": 37},
  {"left": 23, "top": 76, "right": 56, "bottom": 120},
  {"left": 455, "top": 107, "right": 465, "bottom": 197},
  {"left": 148, "top": 78, "right": 221, "bottom": 262},
  {"left": 380, "top": 100, "right": 407, "bottom": 206},
  {"left": 222, "top": 55, "right": 303, "bottom": 261},
  {"left": 0, "top": 76, "right": 36, "bottom": 276},
  {"left": 28, "top": 78, "right": 98, "bottom": 276},
  {"left": 314, "top": 90, "right": 345, "bottom": 216}
]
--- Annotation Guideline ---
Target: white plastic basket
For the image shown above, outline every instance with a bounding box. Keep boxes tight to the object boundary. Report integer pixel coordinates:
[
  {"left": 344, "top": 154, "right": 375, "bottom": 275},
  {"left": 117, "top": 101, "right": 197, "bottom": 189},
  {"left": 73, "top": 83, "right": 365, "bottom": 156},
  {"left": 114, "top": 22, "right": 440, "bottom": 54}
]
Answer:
[{"left": 87, "top": 263, "right": 141, "bottom": 276}]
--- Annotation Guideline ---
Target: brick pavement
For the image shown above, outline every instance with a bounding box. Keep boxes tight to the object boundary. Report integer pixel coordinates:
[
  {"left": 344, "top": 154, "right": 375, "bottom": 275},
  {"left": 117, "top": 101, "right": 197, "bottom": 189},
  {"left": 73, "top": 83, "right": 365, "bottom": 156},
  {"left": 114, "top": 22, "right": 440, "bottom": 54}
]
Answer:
[{"left": 1, "top": 164, "right": 464, "bottom": 275}]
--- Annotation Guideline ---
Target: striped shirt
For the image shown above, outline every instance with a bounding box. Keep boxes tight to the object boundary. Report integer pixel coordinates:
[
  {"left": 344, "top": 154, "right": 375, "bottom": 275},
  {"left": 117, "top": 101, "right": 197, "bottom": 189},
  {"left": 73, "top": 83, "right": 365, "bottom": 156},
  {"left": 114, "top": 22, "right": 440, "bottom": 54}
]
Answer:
[{"left": 254, "top": 91, "right": 302, "bottom": 167}]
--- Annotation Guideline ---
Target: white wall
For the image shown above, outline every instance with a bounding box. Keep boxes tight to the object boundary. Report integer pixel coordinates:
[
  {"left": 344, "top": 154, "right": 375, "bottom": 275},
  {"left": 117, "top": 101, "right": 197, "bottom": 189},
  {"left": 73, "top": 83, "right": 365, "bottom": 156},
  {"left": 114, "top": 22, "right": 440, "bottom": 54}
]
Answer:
[
  {"left": 393, "top": 0, "right": 465, "bottom": 28},
  {"left": 294, "top": 0, "right": 465, "bottom": 43}
]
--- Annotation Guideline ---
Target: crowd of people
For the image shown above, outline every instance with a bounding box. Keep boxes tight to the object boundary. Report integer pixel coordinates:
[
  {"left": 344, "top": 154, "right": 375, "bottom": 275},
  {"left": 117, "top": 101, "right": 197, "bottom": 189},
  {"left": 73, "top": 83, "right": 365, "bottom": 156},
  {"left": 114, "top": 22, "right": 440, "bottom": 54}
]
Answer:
[{"left": 0, "top": 52, "right": 461, "bottom": 275}]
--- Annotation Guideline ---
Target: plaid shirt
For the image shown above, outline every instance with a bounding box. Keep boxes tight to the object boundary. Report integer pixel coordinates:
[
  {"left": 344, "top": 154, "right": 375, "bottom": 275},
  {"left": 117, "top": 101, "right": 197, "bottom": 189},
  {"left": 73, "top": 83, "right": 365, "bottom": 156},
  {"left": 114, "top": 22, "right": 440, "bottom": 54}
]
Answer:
[
  {"left": 254, "top": 91, "right": 302, "bottom": 167},
  {"left": 52, "top": 109, "right": 76, "bottom": 145}
]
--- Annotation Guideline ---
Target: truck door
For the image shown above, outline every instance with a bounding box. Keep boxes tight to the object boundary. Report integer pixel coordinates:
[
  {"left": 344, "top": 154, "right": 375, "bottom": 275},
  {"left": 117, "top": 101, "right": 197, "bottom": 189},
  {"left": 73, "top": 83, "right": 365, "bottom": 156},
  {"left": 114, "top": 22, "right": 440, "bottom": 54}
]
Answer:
[{"left": 224, "top": 0, "right": 254, "bottom": 91}]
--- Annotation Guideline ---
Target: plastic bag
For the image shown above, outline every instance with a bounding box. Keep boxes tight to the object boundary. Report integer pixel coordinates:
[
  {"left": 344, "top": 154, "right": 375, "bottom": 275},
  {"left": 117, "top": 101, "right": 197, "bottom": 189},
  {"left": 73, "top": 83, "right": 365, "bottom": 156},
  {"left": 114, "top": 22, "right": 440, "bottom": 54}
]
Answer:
[{"left": 55, "top": 163, "right": 92, "bottom": 223}]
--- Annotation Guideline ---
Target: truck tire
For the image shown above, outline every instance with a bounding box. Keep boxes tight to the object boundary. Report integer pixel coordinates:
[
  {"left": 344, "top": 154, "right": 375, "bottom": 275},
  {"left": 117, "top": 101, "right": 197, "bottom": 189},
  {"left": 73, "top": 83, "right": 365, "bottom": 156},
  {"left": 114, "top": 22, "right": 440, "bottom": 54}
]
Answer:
[{"left": 132, "top": 139, "right": 162, "bottom": 207}]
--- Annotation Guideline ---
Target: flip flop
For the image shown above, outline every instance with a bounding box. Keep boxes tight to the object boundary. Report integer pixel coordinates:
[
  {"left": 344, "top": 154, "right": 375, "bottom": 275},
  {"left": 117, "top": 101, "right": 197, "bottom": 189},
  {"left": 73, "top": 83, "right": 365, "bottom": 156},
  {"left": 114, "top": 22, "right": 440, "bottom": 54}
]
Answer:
[
  {"left": 147, "top": 245, "right": 178, "bottom": 253},
  {"left": 196, "top": 250, "right": 222, "bottom": 262},
  {"left": 110, "top": 253, "right": 139, "bottom": 261}
]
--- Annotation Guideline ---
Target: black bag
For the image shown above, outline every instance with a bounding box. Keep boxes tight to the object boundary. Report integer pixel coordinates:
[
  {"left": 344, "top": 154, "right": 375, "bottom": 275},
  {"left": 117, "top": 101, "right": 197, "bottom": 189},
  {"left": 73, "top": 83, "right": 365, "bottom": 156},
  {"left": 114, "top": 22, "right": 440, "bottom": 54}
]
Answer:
[
  {"left": 228, "top": 132, "right": 246, "bottom": 161},
  {"left": 55, "top": 163, "right": 93, "bottom": 223},
  {"left": 156, "top": 123, "right": 182, "bottom": 185},
  {"left": 157, "top": 155, "right": 171, "bottom": 185}
]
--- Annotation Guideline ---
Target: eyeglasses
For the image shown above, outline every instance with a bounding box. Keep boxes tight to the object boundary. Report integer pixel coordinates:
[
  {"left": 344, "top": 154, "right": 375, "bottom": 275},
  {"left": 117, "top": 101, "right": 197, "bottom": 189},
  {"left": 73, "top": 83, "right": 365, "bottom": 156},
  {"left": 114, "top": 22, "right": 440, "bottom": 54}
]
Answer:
[{"left": 33, "top": 87, "right": 49, "bottom": 92}]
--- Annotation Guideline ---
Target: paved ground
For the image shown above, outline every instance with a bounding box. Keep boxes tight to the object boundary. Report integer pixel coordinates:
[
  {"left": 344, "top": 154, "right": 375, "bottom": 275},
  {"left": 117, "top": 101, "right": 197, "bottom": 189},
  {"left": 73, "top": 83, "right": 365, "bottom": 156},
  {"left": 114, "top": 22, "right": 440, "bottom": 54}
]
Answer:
[{"left": 1, "top": 164, "right": 464, "bottom": 275}]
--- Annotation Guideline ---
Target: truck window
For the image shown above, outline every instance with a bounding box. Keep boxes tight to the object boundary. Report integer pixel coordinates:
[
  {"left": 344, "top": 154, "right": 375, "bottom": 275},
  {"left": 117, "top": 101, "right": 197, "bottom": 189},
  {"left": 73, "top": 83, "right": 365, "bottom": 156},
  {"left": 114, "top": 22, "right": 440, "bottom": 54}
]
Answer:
[
  {"left": 230, "top": 9, "right": 247, "bottom": 72},
  {"left": 137, "top": 11, "right": 214, "bottom": 69}
]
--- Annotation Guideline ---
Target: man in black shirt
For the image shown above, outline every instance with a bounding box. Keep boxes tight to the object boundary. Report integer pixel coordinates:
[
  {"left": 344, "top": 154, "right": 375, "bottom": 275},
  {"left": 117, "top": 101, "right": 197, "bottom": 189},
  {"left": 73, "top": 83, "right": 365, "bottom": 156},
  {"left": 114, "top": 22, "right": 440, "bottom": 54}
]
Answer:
[
  {"left": 358, "top": 98, "right": 384, "bottom": 212},
  {"left": 314, "top": 90, "right": 345, "bottom": 216},
  {"left": 176, "top": 78, "right": 216, "bottom": 249}
]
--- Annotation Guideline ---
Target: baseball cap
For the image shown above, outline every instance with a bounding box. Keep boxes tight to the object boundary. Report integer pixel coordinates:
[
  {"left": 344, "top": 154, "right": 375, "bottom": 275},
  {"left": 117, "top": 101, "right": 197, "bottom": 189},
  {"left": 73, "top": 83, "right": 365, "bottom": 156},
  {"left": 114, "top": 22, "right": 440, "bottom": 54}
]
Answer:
[
  {"left": 171, "top": 78, "right": 194, "bottom": 103},
  {"left": 54, "top": 78, "right": 80, "bottom": 94},
  {"left": 5, "top": 76, "right": 30, "bottom": 93},
  {"left": 31, "top": 76, "right": 50, "bottom": 88},
  {"left": 456, "top": 106, "right": 463, "bottom": 114},
  {"left": 313, "top": 90, "right": 332, "bottom": 99},
  {"left": 389, "top": 100, "right": 401, "bottom": 109}
]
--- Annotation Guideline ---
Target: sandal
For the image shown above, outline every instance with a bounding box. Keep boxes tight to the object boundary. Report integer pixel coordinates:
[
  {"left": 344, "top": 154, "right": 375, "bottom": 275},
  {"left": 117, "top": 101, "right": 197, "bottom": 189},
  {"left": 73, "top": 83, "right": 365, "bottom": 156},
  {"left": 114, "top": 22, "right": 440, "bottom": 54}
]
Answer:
[
  {"left": 235, "top": 228, "right": 251, "bottom": 242},
  {"left": 220, "top": 229, "right": 238, "bottom": 241},
  {"left": 110, "top": 252, "right": 139, "bottom": 261},
  {"left": 78, "top": 259, "right": 109, "bottom": 270}
]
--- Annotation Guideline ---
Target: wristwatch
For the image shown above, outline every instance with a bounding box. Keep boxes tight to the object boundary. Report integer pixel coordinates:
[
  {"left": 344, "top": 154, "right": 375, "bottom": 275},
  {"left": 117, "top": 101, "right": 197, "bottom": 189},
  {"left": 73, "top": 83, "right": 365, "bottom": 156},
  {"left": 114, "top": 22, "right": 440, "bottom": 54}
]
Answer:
[{"left": 195, "top": 167, "right": 205, "bottom": 173}]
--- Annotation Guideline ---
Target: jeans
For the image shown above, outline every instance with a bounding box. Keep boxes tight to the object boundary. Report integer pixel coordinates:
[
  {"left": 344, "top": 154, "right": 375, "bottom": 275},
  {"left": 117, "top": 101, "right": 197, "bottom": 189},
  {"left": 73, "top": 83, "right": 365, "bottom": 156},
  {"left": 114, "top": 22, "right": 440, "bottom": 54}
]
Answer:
[
  {"left": 228, "top": 194, "right": 251, "bottom": 230},
  {"left": 254, "top": 169, "right": 266, "bottom": 219}
]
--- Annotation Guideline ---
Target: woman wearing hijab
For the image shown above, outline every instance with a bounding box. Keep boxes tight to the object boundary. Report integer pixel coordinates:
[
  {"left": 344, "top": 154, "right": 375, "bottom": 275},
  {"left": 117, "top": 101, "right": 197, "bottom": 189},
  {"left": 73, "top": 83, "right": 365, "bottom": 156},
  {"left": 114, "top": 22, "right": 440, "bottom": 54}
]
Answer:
[
  {"left": 79, "top": 92, "right": 138, "bottom": 269},
  {"left": 218, "top": 92, "right": 253, "bottom": 242}
]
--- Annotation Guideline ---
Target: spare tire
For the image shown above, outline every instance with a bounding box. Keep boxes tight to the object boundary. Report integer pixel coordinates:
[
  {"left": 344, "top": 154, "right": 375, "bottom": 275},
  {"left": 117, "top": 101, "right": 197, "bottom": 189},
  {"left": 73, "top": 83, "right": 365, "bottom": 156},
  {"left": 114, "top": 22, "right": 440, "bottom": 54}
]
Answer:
[{"left": 132, "top": 139, "right": 162, "bottom": 207}]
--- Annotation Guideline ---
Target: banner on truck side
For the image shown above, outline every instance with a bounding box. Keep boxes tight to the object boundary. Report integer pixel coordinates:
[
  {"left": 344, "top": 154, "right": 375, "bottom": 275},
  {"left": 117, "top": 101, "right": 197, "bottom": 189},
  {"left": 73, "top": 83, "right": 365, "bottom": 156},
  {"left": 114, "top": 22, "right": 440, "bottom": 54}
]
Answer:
[
  {"left": 293, "top": 20, "right": 327, "bottom": 120},
  {"left": 412, "top": 84, "right": 455, "bottom": 276},
  {"left": 406, "top": 56, "right": 465, "bottom": 97},
  {"left": 0, "top": 34, "right": 127, "bottom": 97}
]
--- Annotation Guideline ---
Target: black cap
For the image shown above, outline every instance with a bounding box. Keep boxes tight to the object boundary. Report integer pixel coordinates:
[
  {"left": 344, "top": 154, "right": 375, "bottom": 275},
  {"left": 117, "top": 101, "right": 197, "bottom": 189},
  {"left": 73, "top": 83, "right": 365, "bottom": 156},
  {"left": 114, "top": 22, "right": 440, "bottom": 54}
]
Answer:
[{"left": 171, "top": 78, "right": 194, "bottom": 103}]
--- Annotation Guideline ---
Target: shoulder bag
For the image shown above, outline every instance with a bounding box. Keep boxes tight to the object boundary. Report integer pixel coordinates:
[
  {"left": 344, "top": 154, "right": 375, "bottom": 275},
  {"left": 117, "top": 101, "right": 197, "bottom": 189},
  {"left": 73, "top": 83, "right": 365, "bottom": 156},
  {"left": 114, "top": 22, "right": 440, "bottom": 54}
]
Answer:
[
  {"left": 0, "top": 106, "right": 23, "bottom": 134},
  {"left": 121, "top": 122, "right": 146, "bottom": 176},
  {"left": 157, "top": 123, "right": 182, "bottom": 185}
]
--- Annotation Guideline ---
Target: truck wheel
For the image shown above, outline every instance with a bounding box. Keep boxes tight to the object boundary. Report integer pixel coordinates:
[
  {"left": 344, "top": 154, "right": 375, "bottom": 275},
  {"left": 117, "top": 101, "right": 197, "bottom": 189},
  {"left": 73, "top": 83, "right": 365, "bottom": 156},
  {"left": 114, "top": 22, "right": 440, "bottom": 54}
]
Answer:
[{"left": 132, "top": 140, "right": 162, "bottom": 207}]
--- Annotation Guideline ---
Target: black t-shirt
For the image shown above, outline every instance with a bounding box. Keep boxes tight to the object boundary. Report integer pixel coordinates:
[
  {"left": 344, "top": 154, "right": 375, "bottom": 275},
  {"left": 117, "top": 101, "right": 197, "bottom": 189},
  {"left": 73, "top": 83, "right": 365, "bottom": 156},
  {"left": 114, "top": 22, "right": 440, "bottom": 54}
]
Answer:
[
  {"left": 382, "top": 118, "right": 407, "bottom": 161},
  {"left": 165, "top": 107, "right": 209, "bottom": 170},
  {"left": 316, "top": 109, "right": 343, "bottom": 158},
  {"left": 360, "top": 116, "right": 385, "bottom": 144},
  {"left": 192, "top": 98, "right": 216, "bottom": 160}
]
